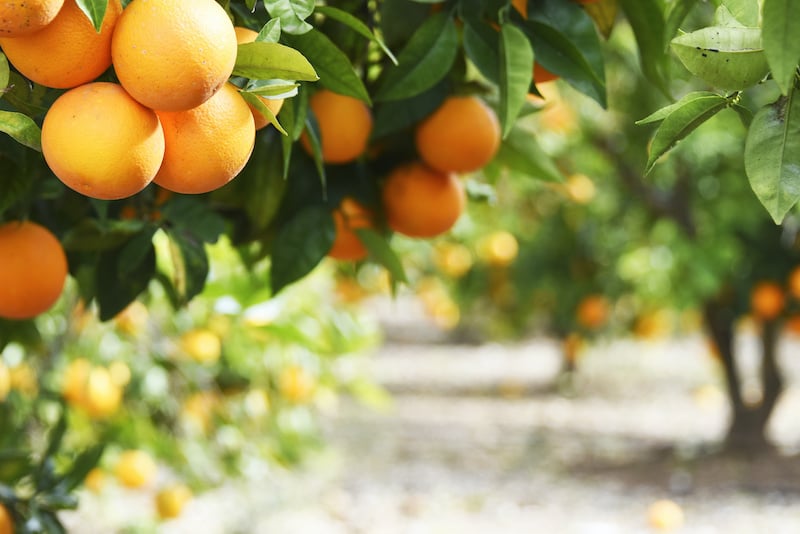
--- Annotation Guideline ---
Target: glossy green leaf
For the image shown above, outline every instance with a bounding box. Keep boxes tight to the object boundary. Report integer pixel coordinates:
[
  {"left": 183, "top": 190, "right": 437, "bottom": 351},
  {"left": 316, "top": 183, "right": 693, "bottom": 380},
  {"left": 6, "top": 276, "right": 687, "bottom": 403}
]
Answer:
[
  {"left": 744, "top": 91, "right": 800, "bottom": 223},
  {"left": 718, "top": 0, "right": 759, "bottom": 26},
  {"left": 355, "top": 228, "right": 408, "bottom": 289},
  {"left": 644, "top": 93, "right": 728, "bottom": 173},
  {"left": 490, "top": 126, "right": 564, "bottom": 183},
  {"left": 0, "top": 111, "right": 41, "bottom": 151},
  {"left": 76, "top": 0, "right": 107, "bottom": 32},
  {"left": 762, "top": 0, "right": 800, "bottom": 95},
  {"left": 284, "top": 30, "right": 370, "bottom": 103},
  {"left": 257, "top": 18, "right": 282, "bottom": 42},
  {"left": 619, "top": 0, "right": 668, "bottom": 94},
  {"left": 244, "top": 79, "right": 299, "bottom": 98},
  {"left": 239, "top": 91, "right": 288, "bottom": 135},
  {"left": 233, "top": 42, "right": 319, "bottom": 82},
  {"left": 636, "top": 91, "right": 723, "bottom": 124},
  {"left": 663, "top": 0, "right": 695, "bottom": 46},
  {"left": 462, "top": 17, "right": 500, "bottom": 84},
  {"left": 270, "top": 206, "right": 335, "bottom": 294},
  {"left": 315, "top": 5, "right": 397, "bottom": 65},
  {"left": 499, "top": 24, "right": 533, "bottom": 138},
  {"left": 671, "top": 26, "right": 769, "bottom": 91},
  {"left": 263, "top": 0, "right": 314, "bottom": 34},
  {"left": 374, "top": 13, "right": 459, "bottom": 102},
  {"left": 0, "top": 52, "right": 9, "bottom": 91}
]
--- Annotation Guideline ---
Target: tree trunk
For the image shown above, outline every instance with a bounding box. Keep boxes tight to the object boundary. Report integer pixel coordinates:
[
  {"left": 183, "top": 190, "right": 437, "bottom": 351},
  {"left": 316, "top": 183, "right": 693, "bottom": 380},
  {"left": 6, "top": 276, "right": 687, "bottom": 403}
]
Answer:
[{"left": 704, "top": 298, "right": 782, "bottom": 455}]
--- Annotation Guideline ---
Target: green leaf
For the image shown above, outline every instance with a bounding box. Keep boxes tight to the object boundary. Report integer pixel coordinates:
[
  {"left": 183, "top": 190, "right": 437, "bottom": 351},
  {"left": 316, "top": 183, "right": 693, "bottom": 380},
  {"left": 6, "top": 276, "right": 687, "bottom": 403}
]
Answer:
[
  {"left": 263, "top": 0, "right": 314, "bottom": 34},
  {"left": 523, "top": 0, "right": 607, "bottom": 106},
  {"left": 744, "top": 90, "right": 800, "bottom": 223},
  {"left": 75, "top": 0, "right": 108, "bottom": 32},
  {"left": 284, "top": 29, "right": 370, "bottom": 103},
  {"left": 0, "top": 52, "right": 9, "bottom": 91},
  {"left": 355, "top": 228, "right": 408, "bottom": 293},
  {"left": 244, "top": 79, "right": 299, "bottom": 97},
  {"left": 233, "top": 42, "right": 319, "bottom": 81},
  {"left": 61, "top": 218, "right": 145, "bottom": 252},
  {"left": 239, "top": 91, "right": 288, "bottom": 135},
  {"left": 636, "top": 91, "right": 723, "bottom": 124},
  {"left": 671, "top": 26, "right": 769, "bottom": 91},
  {"left": 3, "top": 72, "right": 51, "bottom": 118},
  {"left": 164, "top": 229, "right": 209, "bottom": 305},
  {"left": 59, "top": 444, "right": 104, "bottom": 492},
  {"left": 314, "top": 6, "right": 398, "bottom": 65},
  {"left": 718, "top": 0, "right": 760, "bottom": 26},
  {"left": 257, "top": 18, "right": 282, "bottom": 42},
  {"left": 0, "top": 449, "right": 33, "bottom": 484},
  {"left": 302, "top": 113, "right": 326, "bottom": 186},
  {"left": 270, "top": 206, "right": 335, "bottom": 293},
  {"left": 96, "top": 241, "right": 156, "bottom": 320},
  {"left": 42, "top": 413, "right": 67, "bottom": 464},
  {"left": 644, "top": 93, "right": 728, "bottom": 173},
  {"left": 117, "top": 227, "right": 157, "bottom": 277},
  {"left": 374, "top": 13, "right": 459, "bottom": 102},
  {"left": 499, "top": 24, "right": 534, "bottom": 139},
  {"left": 762, "top": 0, "right": 800, "bottom": 95},
  {"left": 161, "top": 196, "right": 225, "bottom": 243},
  {"left": 713, "top": 5, "right": 748, "bottom": 27},
  {"left": 489, "top": 126, "right": 564, "bottom": 183},
  {"left": 0, "top": 111, "right": 41, "bottom": 151},
  {"left": 619, "top": 0, "right": 669, "bottom": 94},
  {"left": 663, "top": 0, "right": 696, "bottom": 46},
  {"left": 461, "top": 17, "right": 500, "bottom": 84}
]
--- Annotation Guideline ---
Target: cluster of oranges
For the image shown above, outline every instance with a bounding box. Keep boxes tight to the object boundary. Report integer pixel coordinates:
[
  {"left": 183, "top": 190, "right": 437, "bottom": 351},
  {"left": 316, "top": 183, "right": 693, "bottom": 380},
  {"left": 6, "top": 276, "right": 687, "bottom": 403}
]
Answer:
[
  {"left": 0, "top": 0, "right": 262, "bottom": 199},
  {"left": 309, "top": 90, "right": 501, "bottom": 263}
]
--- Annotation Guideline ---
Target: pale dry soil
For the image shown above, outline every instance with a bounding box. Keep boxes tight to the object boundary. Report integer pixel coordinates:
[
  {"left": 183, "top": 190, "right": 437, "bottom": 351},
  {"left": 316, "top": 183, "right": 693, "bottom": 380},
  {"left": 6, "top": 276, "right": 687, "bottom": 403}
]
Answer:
[{"left": 67, "top": 324, "right": 800, "bottom": 533}]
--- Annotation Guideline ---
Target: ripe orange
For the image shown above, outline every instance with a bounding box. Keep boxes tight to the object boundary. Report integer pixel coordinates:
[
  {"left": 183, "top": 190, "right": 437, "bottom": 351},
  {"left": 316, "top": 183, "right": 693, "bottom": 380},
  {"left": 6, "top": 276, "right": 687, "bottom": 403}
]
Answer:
[
  {"left": 114, "top": 450, "right": 157, "bottom": 489},
  {"left": 576, "top": 294, "right": 610, "bottom": 329},
  {"left": 477, "top": 231, "right": 519, "bottom": 267},
  {"left": 382, "top": 162, "right": 465, "bottom": 238},
  {"left": 415, "top": 95, "right": 500, "bottom": 174},
  {"left": 111, "top": 0, "right": 237, "bottom": 111},
  {"left": 156, "top": 484, "right": 192, "bottom": 520},
  {"left": 84, "top": 366, "right": 123, "bottom": 418},
  {"left": 154, "top": 83, "right": 255, "bottom": 194},
  {"left": 42, "top": 82, "right": 165, "bottom": 200},
  {"left": 235, "top": 26, "right": 285, "bottom": 130},
  {"left": 788, "top": 266, "right": 800, "bottom": 299},
  {"left": 0, "top": 0, "right": 64, "bottom": 36},
  {"left": 0, "top": 221, "right": 67, "bottom": 320},
  {"left": 0, "top": 503, "right": 12, "bottom": 534},
  {"left": 750, "top": 281, "right": 785, "bottom": 320},
  {"left": 300, "top": 89, "right": 373, "bottom": 164},
  {"left": 534, "top": 62, "right": 559, "bottom": 84},
  {"left": 0, "top": 0, "right": 121, "bottom": 88},
  {"left": 328, "top": 197, "right": 374, "bottom": 261}
]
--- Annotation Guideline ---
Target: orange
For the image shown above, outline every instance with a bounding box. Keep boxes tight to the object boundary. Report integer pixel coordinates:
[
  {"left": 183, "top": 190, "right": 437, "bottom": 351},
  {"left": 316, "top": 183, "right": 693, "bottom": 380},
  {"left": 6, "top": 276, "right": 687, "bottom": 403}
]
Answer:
[
  {"left": 382, "top": 162, "right": 465, "bottom": 238},
  {"left": 534, "top": 62, "right": 559, "bottom": 84},
  {"left": 234, "top": 26, "right": 285, "bottom": 130},
  {"left": 114, "top": 450, "right": 157, "bottom": 489},
  {"left": 0, "top": 221, "right": 67, "bottom": 320},
  {"left": 0, "top": 0, "right": 121, "bottom": 88},
  {"left": 750, "top": 281, "right": 784, "bottom": 320},
  {"left": 300, "top": 89, "right": 372, "bottom": 164},
  {"left": 154, "top": 83, "right": 255, "bottom": 194},
  {"left": 576, "top": 294, "right": 610, "bottom": 329},
  {"left": 180, "top": 329, "right": 222, "bottom": 364},
  {"left": 111, "top": 0, "right": 237, "bottom": 111},
  {"left": 278, "top": 365, "right": 316, "bottom": 404},
  {"left": 415, "top": 95, "right": 500, "bottom": 174},
  {"left": 42, "top": 82, "right": 165, "bottom": 200},
  {"left": 477, "top": 231, "right": 519, "bottom": 267},
  {"left": 433, "top": 242, "right": 473, "bottom": 278},
  {"left": 328, "top": 197, "right": 374, "bottom": 261},
  {"left": 0, "top": 0, "right": 64, "bottom": 36},
  {"left": 0, "top": 503, "right": 12, "bottom": 534},
  {"left": 156, "top": 484, "right": 192, "bottom": 520},
  {"left": 788, "top": 266, "right": 800, "bottom": 299},
  {"left": 84, "top": 367, "right": 123, "bottom": 418}
]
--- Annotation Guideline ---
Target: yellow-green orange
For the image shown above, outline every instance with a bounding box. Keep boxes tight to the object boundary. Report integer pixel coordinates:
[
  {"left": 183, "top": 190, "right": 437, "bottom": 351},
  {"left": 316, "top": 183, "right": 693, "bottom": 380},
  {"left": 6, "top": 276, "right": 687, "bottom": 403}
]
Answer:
[
  {"left": 0, "top": 0, "right": 64, "bottom": 36},
  {"left": 111, "top": 0, "right": 237, "bottom": 111},
  {"left": 114, "top": 450, "right": 157, "bottom": 489},
  {"left": 0, "top": 0, "right": 121, "bottom": 88},
  {"left": 234, "top": 26, "right": 285, "bottom": 130},
  {"left": 0, "top": 221, "right": 67, "bottom": 320},
  {"left": 42, "top": 82, "right": 165, "bottom": 200},
  {"left": 156, "top": 484, "right": 192, "bottom": 520},
  {"left": 301, "top": 89, "right": 372, "bottom": 164},
  {"left": 154, "top": 83, "right": 255, "bottom": 194}
]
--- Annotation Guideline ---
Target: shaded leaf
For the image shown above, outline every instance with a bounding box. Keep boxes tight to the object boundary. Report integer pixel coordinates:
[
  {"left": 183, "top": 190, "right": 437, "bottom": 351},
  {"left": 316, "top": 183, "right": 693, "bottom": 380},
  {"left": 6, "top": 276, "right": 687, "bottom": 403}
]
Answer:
[
  {"left": 355, "top": 228, "right": 408, "bottom": 293},
  {"left": 270, "top": 206, "right": 335, "bottom": 293},
  {"left": 619, "top": 0, "right": 669, "bottom": 94},
  {"left": 315, "top": 5, "right": 397, "bottom": 65}
]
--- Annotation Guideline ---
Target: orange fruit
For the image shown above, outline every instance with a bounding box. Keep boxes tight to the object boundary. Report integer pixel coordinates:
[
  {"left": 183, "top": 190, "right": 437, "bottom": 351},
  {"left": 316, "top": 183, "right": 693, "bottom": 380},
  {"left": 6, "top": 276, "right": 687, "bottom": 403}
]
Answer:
[
  {"left": 0, "top": 221, "right": 67, "bottom": 320},
  {"left": 785, "top": 315, "right": 800, "bottom": 336},
  {"left": 84, "top": 366, "right": 123, "bottom": 418},
  {"left": 111, "top": 0, "right": 237, "bottom": 111},
  {"left": 156, "top": 484, "right": 192, "bottom": 520},
  {"left": 0, "top": 0, "right": 64, "bottom": 36},
  {"left": 750, "top": 281, "right": 785, "bottom": 320},
  {"left": 788, "top": 266, "right": 800, "bottom": 299},
  {"left": 0, "top": 503, "right": 12, "bottom": 534},
  {"left": 534, "top": 62, "right": 559, "bottom": 84},
  {"left": 278, "top": 365, "right": 316, "bottom": 404},
  {"left": 42, "top": 82, "right": 165, "bottom": 200},
  {"left": 234, "top": 26, "right": 285, "bottom": 130},
  {"left": 433, "top": 242, "right": 473, "bottom": 278},
  {"left": 477, "top": 231, "right": 519, "bottom": 267},
  {"left": 576, "top": 294, "right": 610, "bottom": 329},
  {"left": 415, "top": 95, "right": 500, "bottom": 174},
  {"left": 328, "top": 197, "right": 374, "bottom": 261},
  {"left": 300, "top": 89, "right": 372, "bottom": 164},
  {"left": 0, "top": 0, "right": 121, "bottom": 88},
  {"left": 154, "top": 83, "right": 255, "bottom": 194},
  {"left": 180, "top": 329, "right": 222, "bottom": 364},
  {"left": 114, "top": 450, "right": 157, "bottom": 489},
  {"left": 382, "top": 162, "right": 465, "bottom": 238}
]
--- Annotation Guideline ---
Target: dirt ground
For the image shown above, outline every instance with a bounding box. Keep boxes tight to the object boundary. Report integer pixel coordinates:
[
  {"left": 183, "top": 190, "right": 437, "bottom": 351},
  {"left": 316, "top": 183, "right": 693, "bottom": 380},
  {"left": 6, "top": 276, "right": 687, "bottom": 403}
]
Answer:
[{"left": 67, "top": 317, "right": 800, "bottom": 533}]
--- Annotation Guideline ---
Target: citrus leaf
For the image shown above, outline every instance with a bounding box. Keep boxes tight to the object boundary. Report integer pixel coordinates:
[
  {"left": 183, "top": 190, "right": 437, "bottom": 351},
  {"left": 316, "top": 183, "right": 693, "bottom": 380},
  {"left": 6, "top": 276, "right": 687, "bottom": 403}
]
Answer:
[
  {"left": 314, "top": 5, "right": 397, "bottom": 65},
  {"left": 75, "top": 0, "right": 107, "bottom": 32},
  {"left": 671, "top": 26, "right": 769, "bottom": 91},
  {"left": 744, "top": 91, "right": 800, "bottom": 223},
  {"left": 461, "top": 16, "right": 500, "bottom": 84},
  {"left": 583, "top": 0, "right": 619, "bottom": 39},
  {"left": 663, "top": 0, "right": 695, "bottom": 46},
  {"left": 96, "top": 242, "right": 156, "bottom": 320},
  {"left": 233, "top": 42, "right": 319, "bottom": 81},
  {"left": 270, "top": 206, "right": 335, "bottom": 294},
  {"left": 762, "top": 0, "right": 800, "bottom": 95},
  {"left": 619, "top": 0, "right": 669, "bottom": 95},
  {"left": 713, "top": 5, "right": 748, "bottom": 27},
  {"left": 374, "top": 13, "right": 459, "bottom": 102},
  {"left": 0, "top": 52, "right": 9, "bottom": 91},
  {"left": 499, "top": 24, "right": 533, "bottom": 138},
  {"left": 644, "top": 93, "right": 728, "bottom": 173},
  {"left": 263, "top": 0, "right": 314, "bottom": 35},
  {"left": 636, "top": 91, "right": 723, "bottom": 125},
  {"left": 302, "top": 113, "right": 325, "bottom": 187},
  {"left": 355, "top": 228, "right": 407, "bottom": 295},
  {"left": 284, "top": 29, "right": 370, "bottom": 103},
  {"left": 0, "top": 111, "right": 41, "bottom": 151},
  {"left": 489, "top": 126, "right": 564, "bottom": 183},
  {"left": 257, "top": 18, "right": 282, "bottom": 42},
  {"left": 59, "top": 444, "right": 104, "bottom": 492},
  {"left": 164, "top": 229, "right": 209, "bottom": 306},
  {"left": 239, "top": 91, "right": 288, "bottom": 135},
  {"left": 244, "top": 79, "right": 298, "bottom": 97},
  {"left": 523, "top": 0, "right": 606, "bottom": 107},
  {"left": 718, "top": 0, "right": 759, "bottom": 26}
]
